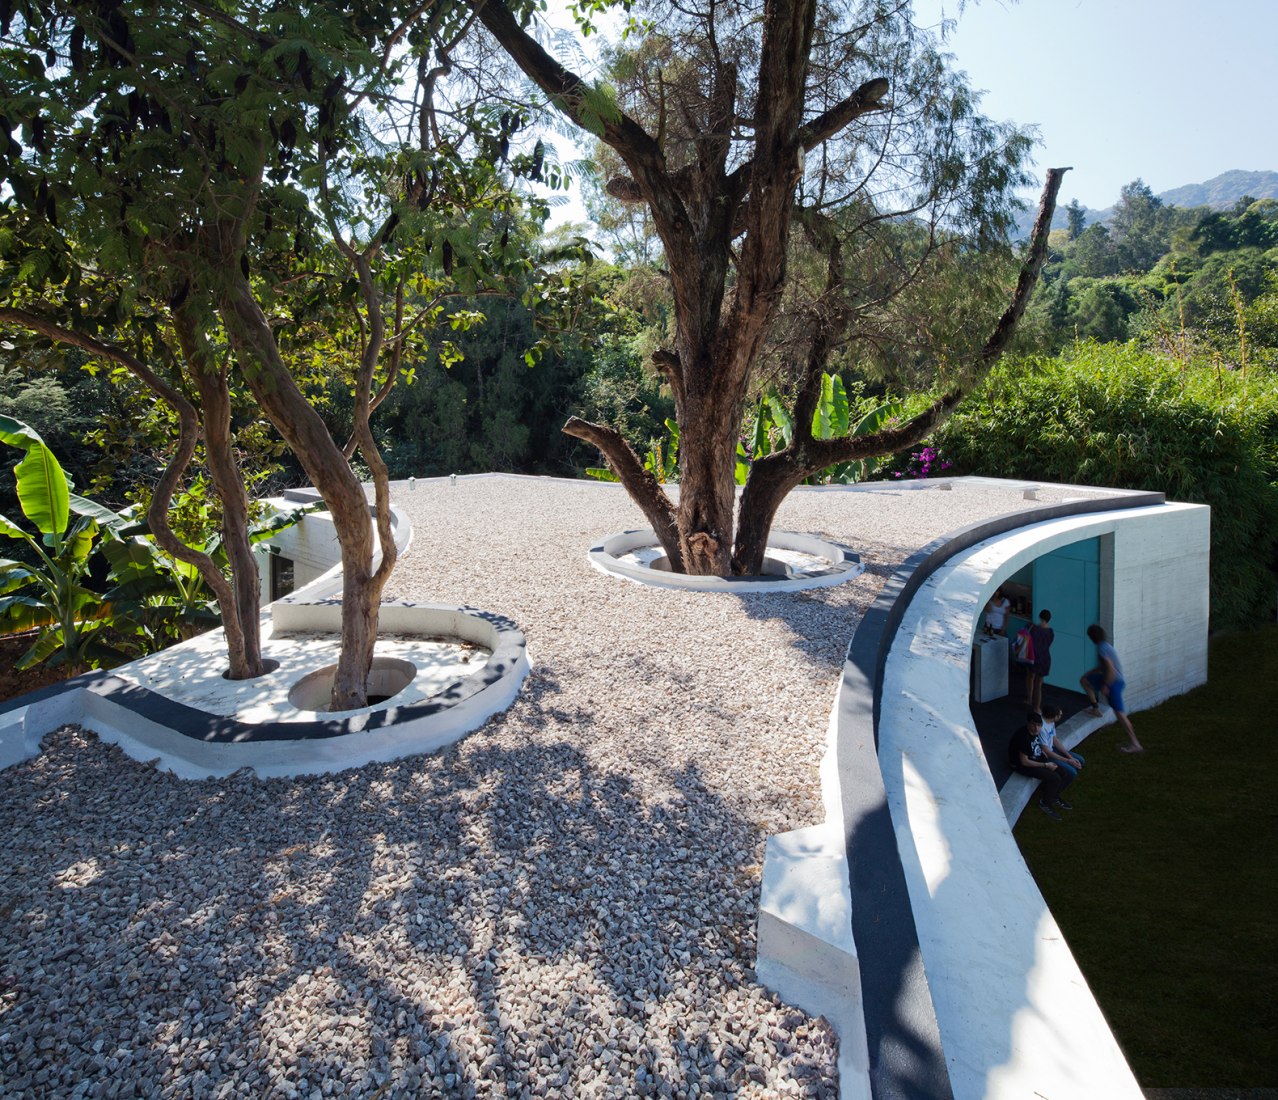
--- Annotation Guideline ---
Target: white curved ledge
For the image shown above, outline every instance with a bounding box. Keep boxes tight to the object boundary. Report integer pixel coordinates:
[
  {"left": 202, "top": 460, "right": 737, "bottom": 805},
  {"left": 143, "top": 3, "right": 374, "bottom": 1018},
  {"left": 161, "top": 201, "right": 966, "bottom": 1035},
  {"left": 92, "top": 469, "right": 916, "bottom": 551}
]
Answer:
[
  {"left": 756, "top": 498, "right": 1209, "bottom": 1100},
  {"left": 588, "top": 528, "right": 863, "bottom": 591},
  {"left": 0, "top": 487, "right": 530, "bottom": 780},
  {"left": 876, "top": 502, "right": 1206, "bottom": 1098}
]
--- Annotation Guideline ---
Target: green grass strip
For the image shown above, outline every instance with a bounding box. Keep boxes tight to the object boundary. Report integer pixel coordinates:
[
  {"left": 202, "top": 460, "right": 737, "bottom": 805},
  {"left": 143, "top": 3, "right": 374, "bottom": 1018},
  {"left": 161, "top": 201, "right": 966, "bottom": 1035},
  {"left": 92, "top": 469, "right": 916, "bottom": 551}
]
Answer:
[{"left": 1015, "top": 624, "right": 1278, "bottom": 1087}]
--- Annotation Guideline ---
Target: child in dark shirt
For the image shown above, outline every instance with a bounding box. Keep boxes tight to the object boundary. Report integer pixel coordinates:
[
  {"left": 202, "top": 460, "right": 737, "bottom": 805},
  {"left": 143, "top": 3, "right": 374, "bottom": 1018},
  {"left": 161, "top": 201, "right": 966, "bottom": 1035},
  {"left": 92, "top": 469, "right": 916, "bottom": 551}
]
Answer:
[{"left": 1007, "top": 710, "right": 1074, "bottom": 821}]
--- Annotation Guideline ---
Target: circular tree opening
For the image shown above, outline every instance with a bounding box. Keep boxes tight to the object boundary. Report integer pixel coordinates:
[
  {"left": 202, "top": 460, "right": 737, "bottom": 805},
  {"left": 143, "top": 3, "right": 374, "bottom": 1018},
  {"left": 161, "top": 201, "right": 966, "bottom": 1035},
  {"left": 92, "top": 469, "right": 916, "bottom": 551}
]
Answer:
[
  {"left": 222, "top": 658, "right": 281, "bottom": 681},
  {"left": 589, "top": 528, "right": 862, "bottom": 592},
  {"left": 287, "top": 657, "right": 418, "bottom": 713},
  {"left": 648, "top": 554, "right": 791, "bottom": 577}
]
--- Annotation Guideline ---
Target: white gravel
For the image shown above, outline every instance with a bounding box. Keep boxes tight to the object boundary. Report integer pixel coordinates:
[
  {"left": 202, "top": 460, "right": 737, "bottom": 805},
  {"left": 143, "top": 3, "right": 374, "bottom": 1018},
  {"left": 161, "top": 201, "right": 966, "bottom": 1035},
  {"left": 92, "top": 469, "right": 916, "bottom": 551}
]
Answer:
[{"left": 0, "top": 475, "right": 1105, "bottom": 1098}]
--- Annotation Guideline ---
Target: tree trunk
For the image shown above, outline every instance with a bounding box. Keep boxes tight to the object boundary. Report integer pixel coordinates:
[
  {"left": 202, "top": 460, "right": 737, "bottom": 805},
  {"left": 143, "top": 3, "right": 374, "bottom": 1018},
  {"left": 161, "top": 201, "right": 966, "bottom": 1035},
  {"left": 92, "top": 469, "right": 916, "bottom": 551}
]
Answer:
[
  {"left": 172, "top": 303, "right": 265, "bottom": 679},
  {"left": 216, "top": 270, "right": 379, "bottom": 711},
  {"left": 673, "top": 388, "right": 739, "bottom": 575}
]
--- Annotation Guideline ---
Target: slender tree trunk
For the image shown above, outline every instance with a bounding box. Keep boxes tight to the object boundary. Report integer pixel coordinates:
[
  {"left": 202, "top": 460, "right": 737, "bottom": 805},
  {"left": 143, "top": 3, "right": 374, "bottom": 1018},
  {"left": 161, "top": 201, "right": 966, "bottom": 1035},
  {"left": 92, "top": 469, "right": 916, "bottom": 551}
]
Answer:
[
  {"left": 217, "top": 270, "right": 379, "bottom": 711},
  {"left": 172, "top": 303, "right": 265, "bottom": 678}
]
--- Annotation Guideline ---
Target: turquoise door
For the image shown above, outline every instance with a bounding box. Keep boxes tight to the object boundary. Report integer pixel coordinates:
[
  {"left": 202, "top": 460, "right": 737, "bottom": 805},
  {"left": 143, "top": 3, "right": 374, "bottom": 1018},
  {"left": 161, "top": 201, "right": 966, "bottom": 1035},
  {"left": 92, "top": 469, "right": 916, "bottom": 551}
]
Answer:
[{"left": 1030, "top": 538, "right": 1100, "bottom": 690}]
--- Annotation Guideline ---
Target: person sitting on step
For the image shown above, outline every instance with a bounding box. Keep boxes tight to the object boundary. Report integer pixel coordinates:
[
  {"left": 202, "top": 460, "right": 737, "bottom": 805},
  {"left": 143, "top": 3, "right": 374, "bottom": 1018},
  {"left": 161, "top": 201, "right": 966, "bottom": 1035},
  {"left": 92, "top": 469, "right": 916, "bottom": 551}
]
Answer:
[{"left": 1007, "top": 710, "right": 1074, "bottom": 820}]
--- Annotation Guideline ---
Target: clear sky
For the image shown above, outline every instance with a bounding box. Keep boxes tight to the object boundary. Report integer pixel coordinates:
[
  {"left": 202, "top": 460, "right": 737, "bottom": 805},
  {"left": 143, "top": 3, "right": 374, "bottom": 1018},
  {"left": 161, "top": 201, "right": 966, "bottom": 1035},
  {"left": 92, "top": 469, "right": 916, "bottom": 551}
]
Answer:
[
  {"left": 912, "top": 0, "right": 1278, "bottom": 209},
  {"left": 541, "top": 0, "right": 1278, "bottom": 225}
]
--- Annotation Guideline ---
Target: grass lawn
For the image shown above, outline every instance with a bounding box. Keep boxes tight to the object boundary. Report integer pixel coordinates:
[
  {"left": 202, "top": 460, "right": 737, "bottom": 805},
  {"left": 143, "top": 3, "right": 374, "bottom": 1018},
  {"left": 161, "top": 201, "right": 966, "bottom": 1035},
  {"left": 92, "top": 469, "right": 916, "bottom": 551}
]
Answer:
[{"left": 1015, "top": 624, "right": 1278, "bottom": 1088}]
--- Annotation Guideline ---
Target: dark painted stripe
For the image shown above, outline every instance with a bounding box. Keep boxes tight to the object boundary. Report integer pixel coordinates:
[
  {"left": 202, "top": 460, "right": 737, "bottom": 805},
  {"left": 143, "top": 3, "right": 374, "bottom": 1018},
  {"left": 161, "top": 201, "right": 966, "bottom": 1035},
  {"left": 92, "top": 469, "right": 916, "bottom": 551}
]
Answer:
[
  {"left": 1, "top": 607, "right": 526, "bottom": 745},
  {"left": 841, "top": 490, "right": 1163, "bottom": 1099}
]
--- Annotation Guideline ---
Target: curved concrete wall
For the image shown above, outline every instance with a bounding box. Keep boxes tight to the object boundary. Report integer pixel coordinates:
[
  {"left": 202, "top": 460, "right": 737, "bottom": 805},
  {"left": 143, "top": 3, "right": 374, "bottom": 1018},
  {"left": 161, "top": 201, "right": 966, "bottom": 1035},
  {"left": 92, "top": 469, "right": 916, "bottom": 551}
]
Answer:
[{"left": 758, "top": 493, "right": 1210, "bottom": 1099}]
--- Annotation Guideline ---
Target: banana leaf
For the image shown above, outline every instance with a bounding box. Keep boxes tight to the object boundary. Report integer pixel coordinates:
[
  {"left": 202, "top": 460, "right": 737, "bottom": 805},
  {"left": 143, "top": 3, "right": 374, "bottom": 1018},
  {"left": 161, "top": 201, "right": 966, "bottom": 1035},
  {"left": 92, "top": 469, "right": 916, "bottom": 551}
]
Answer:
[
  {"left": 0, "top": 415, "right": 70, "bottom": 538},
  {"left": 69, "top": 492, "right": 129, "bottom": 531},
  {"left": 813, "top": 373, "right": 850, "bottom": 440},
  {"left": 0, "top": 561, "right": 38, "bottom": 595},
  {"left": 0, "top": 595, "right": 54, "bottom": 631}
]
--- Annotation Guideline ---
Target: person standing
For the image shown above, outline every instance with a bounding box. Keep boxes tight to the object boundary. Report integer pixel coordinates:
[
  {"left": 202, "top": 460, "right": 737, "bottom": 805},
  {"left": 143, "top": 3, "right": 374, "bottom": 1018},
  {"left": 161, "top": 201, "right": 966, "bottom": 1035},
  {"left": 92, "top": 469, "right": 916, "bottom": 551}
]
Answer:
[
  {"left": 985, "top": 587, "right": 1011, "bottom": 635},
  {"left": 1008, "top": 710, "right": 1074, "bottom": 820},
  {"left": 1081, "top": 624, "right": 1144, "bottom": 753},
  {"left": 1025, "top": 609, "right": 1054, "bottom": 709}
]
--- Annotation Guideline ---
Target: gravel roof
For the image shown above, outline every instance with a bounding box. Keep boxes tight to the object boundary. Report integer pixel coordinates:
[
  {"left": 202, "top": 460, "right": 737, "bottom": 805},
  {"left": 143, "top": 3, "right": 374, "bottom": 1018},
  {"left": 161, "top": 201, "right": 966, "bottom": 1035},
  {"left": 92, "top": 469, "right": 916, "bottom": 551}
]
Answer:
[{"left": 0, "top": 475, "right": 1105, "bottom": 1098}]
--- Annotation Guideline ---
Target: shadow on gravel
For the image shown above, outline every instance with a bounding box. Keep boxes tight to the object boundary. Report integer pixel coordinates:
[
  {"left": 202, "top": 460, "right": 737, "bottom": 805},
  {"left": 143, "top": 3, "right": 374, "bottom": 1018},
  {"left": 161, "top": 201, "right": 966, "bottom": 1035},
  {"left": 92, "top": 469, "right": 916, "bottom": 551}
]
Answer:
[
  {"left": 0, "top": 668, "right": 837, "bottom": 1099},
  {"left": 727, "top": 540, "right": 910, "bottom": 671}
]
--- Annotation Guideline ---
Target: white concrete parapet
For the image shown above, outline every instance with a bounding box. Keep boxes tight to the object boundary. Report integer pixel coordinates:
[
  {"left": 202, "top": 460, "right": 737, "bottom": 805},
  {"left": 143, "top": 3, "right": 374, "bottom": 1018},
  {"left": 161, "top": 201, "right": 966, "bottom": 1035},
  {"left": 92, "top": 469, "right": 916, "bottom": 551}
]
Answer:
[
  {"left": 878, "top": 502, "right": 1207, "bottom": 1098},
  {"left": 757, "top": 498, "right": 1208, "bottom": 1099},
  {"left": 1, "top": 486, "right": 529, "bottom": 780},
  {"left": 757, "top": 691, "right": 871, "bottom": 1098}
]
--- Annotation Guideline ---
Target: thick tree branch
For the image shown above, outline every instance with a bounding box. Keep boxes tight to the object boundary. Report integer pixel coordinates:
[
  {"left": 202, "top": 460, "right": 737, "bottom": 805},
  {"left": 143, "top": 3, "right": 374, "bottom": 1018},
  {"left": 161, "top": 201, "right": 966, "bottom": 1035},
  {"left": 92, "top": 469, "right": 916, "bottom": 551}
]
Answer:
[
  {"left": 467, "top": 1, "right": 688, "bottom": 232},
  {"left": 716, "top": 0, "right": 819, "bottom": 404},
  {"left": 802, "top": 389, "right": 964, "bottom": 469},
  {"left": 797, "top": 166, "right": 1069, "bottom": 472},
  {"left": 562, "top": 416, "right": 682, "bottom": 570},
  {"left": 795, "top": 77, "right": 891, "bottom": 151},
  {"left": 980, "top": 166, "right": 1072, "bottom": 363}
]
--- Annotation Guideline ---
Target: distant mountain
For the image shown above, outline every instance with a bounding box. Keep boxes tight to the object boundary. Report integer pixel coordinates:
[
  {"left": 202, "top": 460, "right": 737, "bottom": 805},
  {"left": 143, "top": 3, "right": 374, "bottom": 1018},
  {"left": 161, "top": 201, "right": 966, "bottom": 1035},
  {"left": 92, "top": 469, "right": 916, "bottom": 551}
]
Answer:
[
  {"left": 1157, "top": 170, "right": 1278, "bottom": 209},
  {"left": 1011, "top": 170, "right": 1278, "bottom": 240}
]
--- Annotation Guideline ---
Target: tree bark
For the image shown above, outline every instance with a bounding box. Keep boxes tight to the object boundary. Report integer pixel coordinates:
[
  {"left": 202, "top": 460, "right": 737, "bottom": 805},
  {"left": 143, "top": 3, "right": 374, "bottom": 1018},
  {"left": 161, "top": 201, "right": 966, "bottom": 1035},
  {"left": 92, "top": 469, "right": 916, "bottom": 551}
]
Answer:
[
  {"left": 171, "top": 302, "right": 266, "bottom": 678},
  {"left": 216, "top": 269, "right": 380, "bottom": 711},
  {"left": 564, "top": 416, "right": 684, "bottom": 570}
]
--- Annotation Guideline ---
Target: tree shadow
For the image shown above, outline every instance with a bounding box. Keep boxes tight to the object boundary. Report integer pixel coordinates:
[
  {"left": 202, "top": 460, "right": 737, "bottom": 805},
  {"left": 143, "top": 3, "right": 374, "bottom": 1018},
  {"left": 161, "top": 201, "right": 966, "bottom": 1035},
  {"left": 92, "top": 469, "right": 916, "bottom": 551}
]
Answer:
[{"left": 0, "top": 668, "right": 838, "bottom": 1097}]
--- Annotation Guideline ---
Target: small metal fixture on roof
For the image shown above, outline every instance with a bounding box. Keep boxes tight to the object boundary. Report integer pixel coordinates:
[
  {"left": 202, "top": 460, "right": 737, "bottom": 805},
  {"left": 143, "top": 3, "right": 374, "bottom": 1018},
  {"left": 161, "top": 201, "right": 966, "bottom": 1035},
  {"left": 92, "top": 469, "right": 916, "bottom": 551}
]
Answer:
[
  {"left": 1023, "top": 486, "right": 1040, "bottom": 500},
  {"left": 450, "top": 473, "right": 457, "bottom": 487},
  {"left": 409, "top": 476, "right": 417, "bottom": 491}
]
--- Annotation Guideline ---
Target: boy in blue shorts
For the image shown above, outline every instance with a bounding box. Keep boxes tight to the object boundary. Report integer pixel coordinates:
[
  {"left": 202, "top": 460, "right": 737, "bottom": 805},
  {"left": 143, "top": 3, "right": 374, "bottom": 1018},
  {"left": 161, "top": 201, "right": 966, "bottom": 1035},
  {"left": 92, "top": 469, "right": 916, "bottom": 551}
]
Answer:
[{"left": 1081, "top": 624, "right": 1143, "bottom": 753}]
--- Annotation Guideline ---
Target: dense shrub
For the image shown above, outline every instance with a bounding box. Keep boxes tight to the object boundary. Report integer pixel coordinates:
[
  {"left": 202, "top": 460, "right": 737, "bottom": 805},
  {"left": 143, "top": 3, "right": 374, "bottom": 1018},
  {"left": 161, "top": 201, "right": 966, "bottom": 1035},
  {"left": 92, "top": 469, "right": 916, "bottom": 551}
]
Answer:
[{"left": 933, "top": 342, "right": 1278, "bottom": 630}]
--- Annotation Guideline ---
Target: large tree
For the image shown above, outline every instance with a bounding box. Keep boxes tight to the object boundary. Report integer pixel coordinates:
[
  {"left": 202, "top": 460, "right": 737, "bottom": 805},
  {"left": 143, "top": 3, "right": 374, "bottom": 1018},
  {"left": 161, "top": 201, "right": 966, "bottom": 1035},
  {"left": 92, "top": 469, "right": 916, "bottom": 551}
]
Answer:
[
  {"left": 0, "top": 0, "right": 531, "bottom": 705},
  {"left": 468, "top": 0, "right": 1064, "bottom": 575}
]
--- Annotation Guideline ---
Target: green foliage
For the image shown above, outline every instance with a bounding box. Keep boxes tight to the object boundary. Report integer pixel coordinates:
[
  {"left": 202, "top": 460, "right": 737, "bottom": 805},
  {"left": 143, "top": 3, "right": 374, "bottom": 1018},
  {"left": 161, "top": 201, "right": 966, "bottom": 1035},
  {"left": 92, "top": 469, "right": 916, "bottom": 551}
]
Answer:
[
  {"left": 1022, "top": 186, "right": 1278, "bottom": 363},
  {"left": 106, "top": 491, "right": 315, "bottom": 649},
  {"left": 0, "top": 414, "right": 133, "bottom": 672},
  {"left": 1109, "top": 179, "right": 1177, "bottom": 272},
  {"left": 574, "top": 329, "right": 676, "bottom": 466},
  {"left": 0, "top": 414, "right": 310, "bottom": 671},
  {"left": 584, "top": 416, "right": 678, "bottom": 484},
  {"left": 1067, "top": 277, "right": 1145, "bottom": 343},
  {"left": 744, "top": 376, "right": 905, "bottom": 485},
  {"left": 1065, "top": 200, "right": 1087, "bottom": 241},
  {"left": 933, "top": 344, "right": 1278, "bottom": 630},
  {"left": 372, "top": 292, "right": 600, "bottom": 479}
]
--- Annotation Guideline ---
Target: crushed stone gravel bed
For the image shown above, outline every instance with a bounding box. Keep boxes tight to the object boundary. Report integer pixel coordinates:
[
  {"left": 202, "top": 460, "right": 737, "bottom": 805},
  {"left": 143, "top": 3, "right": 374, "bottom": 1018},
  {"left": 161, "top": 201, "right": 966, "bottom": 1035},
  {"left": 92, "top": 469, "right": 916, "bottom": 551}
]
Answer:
[{"left": 0, "top": 476, "right": 1106, "bottom": 1098}]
